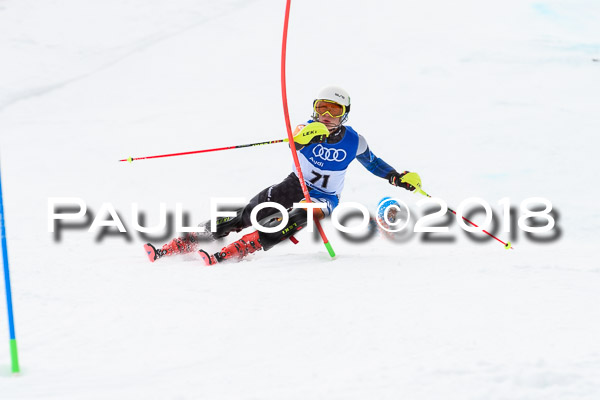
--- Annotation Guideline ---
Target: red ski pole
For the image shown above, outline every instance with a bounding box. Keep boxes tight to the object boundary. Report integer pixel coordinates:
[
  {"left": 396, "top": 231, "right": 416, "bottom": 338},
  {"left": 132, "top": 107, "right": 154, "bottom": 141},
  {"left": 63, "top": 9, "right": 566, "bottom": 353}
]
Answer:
[
  {"left": 281, "top": 0, "right": 335, "bottom": 258},
  {"left": 400, "top": 172, "right": 514, "bottom": 250},
  {"left": 119, "top": 139, "right": 287, "bottom": 163}
]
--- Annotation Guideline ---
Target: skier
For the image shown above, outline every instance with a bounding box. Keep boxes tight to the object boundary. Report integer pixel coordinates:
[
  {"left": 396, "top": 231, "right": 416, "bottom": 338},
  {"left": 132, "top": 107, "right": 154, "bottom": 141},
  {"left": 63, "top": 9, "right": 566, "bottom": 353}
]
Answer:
[{"left": 144, "top": 85, "right": 418, "bottom": 265}]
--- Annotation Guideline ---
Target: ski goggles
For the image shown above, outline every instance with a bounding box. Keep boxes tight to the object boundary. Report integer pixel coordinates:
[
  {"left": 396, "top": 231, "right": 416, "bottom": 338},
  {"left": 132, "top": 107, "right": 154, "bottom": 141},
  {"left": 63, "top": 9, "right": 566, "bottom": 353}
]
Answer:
[{"left": 313, "top": 99, "right": 346, "bottom": 118}]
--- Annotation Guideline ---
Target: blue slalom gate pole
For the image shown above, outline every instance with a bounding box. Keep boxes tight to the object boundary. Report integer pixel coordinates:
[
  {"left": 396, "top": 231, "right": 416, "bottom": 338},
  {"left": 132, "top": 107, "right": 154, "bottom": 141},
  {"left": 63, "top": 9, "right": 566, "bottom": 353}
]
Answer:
[{"left": 0, "top": 164, "right": 20, "bottom": 373}]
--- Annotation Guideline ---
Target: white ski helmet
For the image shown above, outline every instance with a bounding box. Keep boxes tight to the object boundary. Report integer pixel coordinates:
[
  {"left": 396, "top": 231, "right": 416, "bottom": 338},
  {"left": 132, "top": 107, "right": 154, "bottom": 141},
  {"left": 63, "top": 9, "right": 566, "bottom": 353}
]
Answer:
[{"left": 316, "top": 85, "right": 351, "bottom": 107}]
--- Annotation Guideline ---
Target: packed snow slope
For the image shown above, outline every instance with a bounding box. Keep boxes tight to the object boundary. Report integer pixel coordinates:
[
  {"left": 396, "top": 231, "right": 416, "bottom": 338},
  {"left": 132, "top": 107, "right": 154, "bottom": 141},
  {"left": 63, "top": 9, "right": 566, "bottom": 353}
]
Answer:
[{"left": 1, "top": 0, "right": 599, "bottom": 399}]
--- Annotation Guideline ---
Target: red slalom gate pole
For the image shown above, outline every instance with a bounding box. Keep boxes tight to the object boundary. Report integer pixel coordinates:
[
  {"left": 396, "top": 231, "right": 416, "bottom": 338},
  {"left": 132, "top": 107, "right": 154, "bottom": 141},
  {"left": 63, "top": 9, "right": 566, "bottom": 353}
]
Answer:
[
  {"left": 118, "top": 139, "right": 287, "bottom": 163},
  {"left": 280, "top": 0, "right": 335, "bottom": 258}
]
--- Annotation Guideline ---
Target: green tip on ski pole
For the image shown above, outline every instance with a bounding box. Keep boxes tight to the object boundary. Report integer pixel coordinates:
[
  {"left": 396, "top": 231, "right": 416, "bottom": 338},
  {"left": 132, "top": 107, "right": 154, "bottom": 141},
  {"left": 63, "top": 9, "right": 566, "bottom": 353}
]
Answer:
[
  {"left": 10, "top": 339, "right": 19, "bottom": 373},
  {"left": 504, "top": 241, "right": 512, "bottom": 250},
  {"left": 325, "top": 242, "right": 336, "bottom": 259},
  {"left": 127, "top": 157, "right": 133, "bottom": 163}
]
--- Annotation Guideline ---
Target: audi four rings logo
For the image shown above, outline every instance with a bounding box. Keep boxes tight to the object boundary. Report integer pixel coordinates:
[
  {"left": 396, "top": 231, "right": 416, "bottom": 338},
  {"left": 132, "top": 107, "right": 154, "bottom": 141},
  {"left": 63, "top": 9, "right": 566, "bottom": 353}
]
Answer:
[{"left": 312, "top": 144, "right": 347, "bottom": 162}]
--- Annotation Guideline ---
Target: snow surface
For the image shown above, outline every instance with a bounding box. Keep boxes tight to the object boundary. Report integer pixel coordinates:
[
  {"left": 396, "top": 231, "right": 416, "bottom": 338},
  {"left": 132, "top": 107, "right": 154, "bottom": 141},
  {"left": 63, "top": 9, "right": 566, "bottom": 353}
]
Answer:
[{"left": 1, "top": 0, "right": 599, "bottom": 399}]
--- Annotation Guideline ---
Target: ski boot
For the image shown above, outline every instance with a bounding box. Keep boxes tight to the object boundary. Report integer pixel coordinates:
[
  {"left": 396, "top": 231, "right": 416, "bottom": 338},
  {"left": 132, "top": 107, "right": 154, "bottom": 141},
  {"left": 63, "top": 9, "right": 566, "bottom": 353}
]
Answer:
[
  {"left": 144, "top": 233, "right": 201, "bottom": 263},
  {"left": 198, "top": 230, "right": 262, "bottom": 266},
  {"left": 198, "top": 208, "right": 308, "bottom": 266}
]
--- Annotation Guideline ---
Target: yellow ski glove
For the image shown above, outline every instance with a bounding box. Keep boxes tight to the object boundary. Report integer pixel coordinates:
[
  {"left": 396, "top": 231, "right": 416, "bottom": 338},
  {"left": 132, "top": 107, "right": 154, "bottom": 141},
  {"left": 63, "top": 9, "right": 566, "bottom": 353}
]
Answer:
[{"left": 292, "top": 122, "right": 330, "bottom": 146}]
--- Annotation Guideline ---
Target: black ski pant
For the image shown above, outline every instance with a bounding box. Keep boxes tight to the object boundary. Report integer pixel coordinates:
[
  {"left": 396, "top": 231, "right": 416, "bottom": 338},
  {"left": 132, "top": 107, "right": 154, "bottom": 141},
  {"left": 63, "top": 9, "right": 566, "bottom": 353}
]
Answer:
[{"left": 213, "top": 173, "right": 308, "bottom": 250}]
